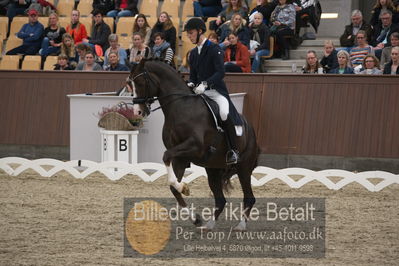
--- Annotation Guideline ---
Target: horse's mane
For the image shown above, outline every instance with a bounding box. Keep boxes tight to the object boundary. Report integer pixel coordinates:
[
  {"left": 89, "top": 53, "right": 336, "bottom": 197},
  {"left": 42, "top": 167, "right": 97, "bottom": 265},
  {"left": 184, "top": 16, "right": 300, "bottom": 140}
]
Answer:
[{"left": 143, "top": 58, "right": 188, "bottom": 87}]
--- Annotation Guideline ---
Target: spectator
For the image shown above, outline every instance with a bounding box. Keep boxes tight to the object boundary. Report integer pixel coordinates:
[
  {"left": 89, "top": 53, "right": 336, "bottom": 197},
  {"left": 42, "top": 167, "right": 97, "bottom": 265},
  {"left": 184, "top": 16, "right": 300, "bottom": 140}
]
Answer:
[
  {"left": 92, "top": 0, "right": 114, "bottom": 15},
  {"left": 151, "top": 32, "right": 174, "bottom": 66},
  {"left": 132, "top": 14, "right": 152, "bottom": 45},
  {"left": 150, "top": 11, "right": 177, "bottom": 52},
  {"left": 249, "top": 0, "right": 278, "bottom": 25},
  {"left": 328, "top": 50, "right": 354, "bottom": 74},
  {"left": 76, "top": 51, "right": 103, "bottom": 71},
  {"left": 383, "top": 46, "right": 399, "bottom": 74},
  {"left": 293, "top": 0, "right": 318, "bottom": 37},
  {"left": 6, "top": 0, "right": 31, "bottom": 29},
  {"left": 85, "top": 9, "right": 112, "bottom": 55},
  {"left": 380, "top": 32, "right": 399, "bottom": 67},
  {"left": 6, "top": 9, "right": 44, "bottom": 55},
  {"left": 0, "top": 0, "right": 9, "bottom": 16},
  {"left": 302, "top": 50, "right": 322, "bottom": 73},
  {"left": 371, "top": 10, "right": 399, "bottom": 49},
  {"left": 370, "top": 0, "right": 399, "bottom": 28},
  {"left": 219, "top": 13, "right": 250, "bottom": 48},
  {"left": 54, "top": 54, "right": 75, "bottom": 70},
  {"left": 249, "top": 12, "right": 270, "bottom": 73},
  {"left": 40, "top": 12, "right": 66, "bottom": 57},
  {"left": 320, "top": 40, "right": 339, "bottom": 73},
  {"left": 75, "top": 43, "right": 91, "bottom": 64},
  {"left": 107, "top": 0, "right": 139, "bottom": 21},
  {"left": 66, "top": 10, "right": 88, "bottom": 45},
  {"left": 208, "top": 32, "right": 219, "bottom": 43},
  {"left": 350, "top": 30, "right": 374, "bottom": 68},
  {"left": 193, "top": 0, "right": 223, "bottom": 18},
  {"left": 103, "top": 34, "right": 127, "bottom": 68},
  {"left": 340, "top": 10, "right": 373, "bottom": 49},
  {"left": 212, "top": 0, "right": 248, "bottom": 30},
  {"left": 223, "top": 32, "right": 251, "bottom": 73},
  {"left": 129, "top": 32, "right": 150, "bottom": 66},
  {"left": 104, "top": 51, "right": 129, "bottom": 71},
  {"left": 270, "top": 0, "right": 296, "bottom": 60},
  {"left": 358, "top": 54, "right": 382, "bottom": 74},
  {"left": 60, "top": 33, "right": 78, "bottom": 65}
]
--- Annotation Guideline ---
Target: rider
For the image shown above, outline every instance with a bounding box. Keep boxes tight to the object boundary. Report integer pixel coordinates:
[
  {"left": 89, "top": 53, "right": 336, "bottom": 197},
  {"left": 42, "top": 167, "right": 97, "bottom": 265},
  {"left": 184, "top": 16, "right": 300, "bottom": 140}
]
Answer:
[{"left": 183, "top": 17, "right": 242, "bottom": 165}]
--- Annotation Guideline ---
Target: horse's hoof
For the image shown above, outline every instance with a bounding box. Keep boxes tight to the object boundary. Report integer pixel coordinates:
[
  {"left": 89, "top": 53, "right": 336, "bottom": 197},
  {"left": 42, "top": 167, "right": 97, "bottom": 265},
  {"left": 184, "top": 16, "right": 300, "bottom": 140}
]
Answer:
[{"left": 181, "top": 182, "right": 190, "bottom": 196}]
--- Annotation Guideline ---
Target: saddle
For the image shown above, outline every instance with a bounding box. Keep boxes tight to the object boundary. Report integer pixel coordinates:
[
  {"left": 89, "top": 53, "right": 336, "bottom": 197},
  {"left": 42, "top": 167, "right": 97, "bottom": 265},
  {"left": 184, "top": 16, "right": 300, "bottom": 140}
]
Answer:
[{"left": 199, "top": 94, "right": 223, "bottom": 132}]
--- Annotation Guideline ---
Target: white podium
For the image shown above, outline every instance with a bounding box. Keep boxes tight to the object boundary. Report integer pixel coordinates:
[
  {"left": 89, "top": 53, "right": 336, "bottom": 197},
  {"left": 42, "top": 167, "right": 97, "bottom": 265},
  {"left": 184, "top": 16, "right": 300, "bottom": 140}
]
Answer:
[
  {"left": 68, "top": 92, "right": 246, "bottom": 163},
  {"left": 100, "top": 129, "right": 139, "bottom": 163}
]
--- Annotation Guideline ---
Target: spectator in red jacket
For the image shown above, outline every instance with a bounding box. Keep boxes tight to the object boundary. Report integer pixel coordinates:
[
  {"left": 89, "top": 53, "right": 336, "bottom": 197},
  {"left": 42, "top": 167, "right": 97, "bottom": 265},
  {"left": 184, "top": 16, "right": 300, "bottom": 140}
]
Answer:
[
  {"left": 65, "top": 9, "right": 88, "bottom": 45},
  {"left": 223, "top": 32, "right": 251, "bottom": 73}
]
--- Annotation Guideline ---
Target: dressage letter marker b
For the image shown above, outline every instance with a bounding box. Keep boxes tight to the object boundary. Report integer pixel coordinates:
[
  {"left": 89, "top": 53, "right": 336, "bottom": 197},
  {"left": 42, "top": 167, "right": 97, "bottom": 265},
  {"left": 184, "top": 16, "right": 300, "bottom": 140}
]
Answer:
[{"left": 100, "top": 129, "right": 139, "bottom": 164}]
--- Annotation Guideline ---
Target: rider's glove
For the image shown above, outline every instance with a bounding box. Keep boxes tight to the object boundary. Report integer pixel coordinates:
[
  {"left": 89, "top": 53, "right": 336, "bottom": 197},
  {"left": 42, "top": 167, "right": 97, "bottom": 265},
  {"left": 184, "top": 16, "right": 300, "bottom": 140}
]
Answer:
[
  {"left": 194, "top": 81, "right": 207, "bottom": 94},
  {"left": 187, "top": 82, "right": 195, "bottom": 88}
]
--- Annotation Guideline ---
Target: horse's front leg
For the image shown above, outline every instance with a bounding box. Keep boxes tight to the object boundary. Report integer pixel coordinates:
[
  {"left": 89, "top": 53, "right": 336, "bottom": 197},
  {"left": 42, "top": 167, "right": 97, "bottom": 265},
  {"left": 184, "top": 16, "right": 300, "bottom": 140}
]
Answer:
[{"left": 163, "top": 137, "right": 202, "bottom": 196}]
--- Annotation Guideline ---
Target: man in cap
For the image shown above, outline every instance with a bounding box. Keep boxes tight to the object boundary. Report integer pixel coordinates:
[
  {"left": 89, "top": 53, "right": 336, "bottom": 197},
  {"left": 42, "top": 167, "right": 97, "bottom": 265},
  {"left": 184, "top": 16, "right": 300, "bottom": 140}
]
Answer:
[
  {"left": 184, "top": 17, "right": 242, "bottom": 165},
  {"left": 6, "top": 9, "right": 44, "bottom": 55}
]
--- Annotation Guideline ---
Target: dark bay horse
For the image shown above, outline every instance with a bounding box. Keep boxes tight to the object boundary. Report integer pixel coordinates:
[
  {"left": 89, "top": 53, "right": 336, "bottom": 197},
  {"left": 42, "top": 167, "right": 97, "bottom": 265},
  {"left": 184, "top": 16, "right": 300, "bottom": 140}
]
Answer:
[{"left": 127, "top": 59, "right": 259, "bottom": 231}]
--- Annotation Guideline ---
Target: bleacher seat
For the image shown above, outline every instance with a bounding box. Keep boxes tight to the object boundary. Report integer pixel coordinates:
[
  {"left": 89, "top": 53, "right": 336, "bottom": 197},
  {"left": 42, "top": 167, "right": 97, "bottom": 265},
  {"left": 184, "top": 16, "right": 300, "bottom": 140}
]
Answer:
[
  {"left": 250, "top": 0, "right": 257, "bottom": 10},
  {"left": 21, "top": 55, "right": 41, "bottom": 70},
  {"left": 78, "top": 0, "right": 93, "bottom": 17},
  {"left": 0, "top": 55, "right": 20, "bottom": 70},
  {"left": 103, "top": 17, "right": 114, "bottom": 33},
  {"left": 9, "top": 17, "right": 27, "bottom": 39},
  {"left": 0, "top": 17, "right": 8, "bottom": 41},
  {"left": 38, "top": 17, "right": 49, "bottom": 27},
  {"left": 140, "top": 0, "right": 159, "bottom": 18},
  {"left": 43, "top": 56, "right": 58, "bottom": 70},
  {"left": 57, "top": 0, "right": 74, "bottom": 17},
  {"left": 161, "top": 0, "right": 180, "bottom": 19},
  {"left": 116, "top": 17, "right": 134, "bottom": 36},
  {"left": 118, "top": 35, "right": 131, "bottom": 50},
  {"left": 5, "top": 37, "right": 23, "bottom": 53},
  {"left": 182, "top": 1, "right": 194, "bottom": 18},
  {"left": 80, "top": 17, "right": 93, "bottom": 36},
  {"left": 58, "top": 17, "right": 70, "bottom": 29},
  {"left": 146, "top": 16, "right": 157, "bottom": 27}
]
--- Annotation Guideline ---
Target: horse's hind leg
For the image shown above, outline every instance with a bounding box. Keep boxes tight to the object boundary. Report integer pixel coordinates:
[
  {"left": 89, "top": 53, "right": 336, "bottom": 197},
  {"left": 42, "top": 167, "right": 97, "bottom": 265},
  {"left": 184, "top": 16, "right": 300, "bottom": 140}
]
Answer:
[
  {"left": 198, "top": 168, "right": 226, "bottom": 231},
  {"left": 234, "top": 167, "right": 256, "bottom": 231}
]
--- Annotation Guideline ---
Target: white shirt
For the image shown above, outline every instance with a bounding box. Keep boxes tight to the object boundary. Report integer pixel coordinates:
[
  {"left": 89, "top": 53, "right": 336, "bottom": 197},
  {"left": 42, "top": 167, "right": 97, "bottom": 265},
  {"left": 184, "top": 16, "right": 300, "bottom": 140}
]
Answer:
[{"left": 197, "top": 38, "right": 207, "bottom": 55}]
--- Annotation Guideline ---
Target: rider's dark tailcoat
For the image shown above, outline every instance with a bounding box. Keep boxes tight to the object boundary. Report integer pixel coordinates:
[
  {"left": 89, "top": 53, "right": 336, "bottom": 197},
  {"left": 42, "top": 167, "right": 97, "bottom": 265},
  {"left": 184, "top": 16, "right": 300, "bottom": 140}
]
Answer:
[{"left": 188, "top": 39, "right": 242, "bottom": 125}]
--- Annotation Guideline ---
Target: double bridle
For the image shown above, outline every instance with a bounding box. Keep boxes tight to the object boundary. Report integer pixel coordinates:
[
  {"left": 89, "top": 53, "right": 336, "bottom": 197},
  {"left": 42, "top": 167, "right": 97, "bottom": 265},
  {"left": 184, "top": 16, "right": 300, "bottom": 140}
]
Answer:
[{"left": 128, "top": 69, "right": 196, "bottom": 114}]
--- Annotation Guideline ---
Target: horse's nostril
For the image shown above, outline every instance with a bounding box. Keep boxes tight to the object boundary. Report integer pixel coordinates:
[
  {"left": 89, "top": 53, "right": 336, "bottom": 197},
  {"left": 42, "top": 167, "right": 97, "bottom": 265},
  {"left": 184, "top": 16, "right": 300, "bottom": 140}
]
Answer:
[{"left": 138, "top": 110, "right": 142, "bottom": 115}]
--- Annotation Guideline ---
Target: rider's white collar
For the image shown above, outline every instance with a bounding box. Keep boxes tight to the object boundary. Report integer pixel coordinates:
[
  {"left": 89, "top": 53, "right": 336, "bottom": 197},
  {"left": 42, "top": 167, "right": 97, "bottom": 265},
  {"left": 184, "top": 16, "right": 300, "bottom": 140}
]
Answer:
[{"left": 197, "top": 38, "right": 207, "bottom": 54}]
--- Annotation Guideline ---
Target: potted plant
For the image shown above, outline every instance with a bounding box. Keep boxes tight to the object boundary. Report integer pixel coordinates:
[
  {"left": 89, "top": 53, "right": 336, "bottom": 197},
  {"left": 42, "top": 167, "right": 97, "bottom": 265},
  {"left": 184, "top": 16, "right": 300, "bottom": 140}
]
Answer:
[{"left": 98, "top": 102, "right": 143, "bottom": 131}]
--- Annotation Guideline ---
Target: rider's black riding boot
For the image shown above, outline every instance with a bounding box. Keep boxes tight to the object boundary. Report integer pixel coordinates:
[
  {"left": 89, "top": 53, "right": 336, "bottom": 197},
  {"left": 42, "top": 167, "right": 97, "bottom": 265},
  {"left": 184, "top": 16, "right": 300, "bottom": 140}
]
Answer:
[{"left": 221, "top": 119, "right": 239, "bottom": 165}]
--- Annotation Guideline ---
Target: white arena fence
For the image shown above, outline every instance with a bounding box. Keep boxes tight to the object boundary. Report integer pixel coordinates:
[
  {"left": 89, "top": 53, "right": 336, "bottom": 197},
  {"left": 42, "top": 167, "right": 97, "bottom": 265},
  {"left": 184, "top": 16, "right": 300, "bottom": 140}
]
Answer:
[{"left": 0, "top": 157, "right": 398, "bottom": 192}]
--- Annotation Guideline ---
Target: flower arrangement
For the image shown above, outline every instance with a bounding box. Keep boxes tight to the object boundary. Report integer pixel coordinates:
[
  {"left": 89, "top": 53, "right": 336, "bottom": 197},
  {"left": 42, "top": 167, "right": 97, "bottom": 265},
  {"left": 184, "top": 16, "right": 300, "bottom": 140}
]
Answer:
[{"left": 97, "top": 102, "right": 143, "bottom": 130}]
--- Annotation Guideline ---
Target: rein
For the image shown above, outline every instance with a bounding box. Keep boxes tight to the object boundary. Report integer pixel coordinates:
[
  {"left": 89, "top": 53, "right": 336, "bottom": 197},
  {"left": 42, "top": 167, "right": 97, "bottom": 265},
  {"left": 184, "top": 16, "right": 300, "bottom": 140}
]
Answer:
[{"left": 129, "top": 69, "right": 196, "bottom": 113}]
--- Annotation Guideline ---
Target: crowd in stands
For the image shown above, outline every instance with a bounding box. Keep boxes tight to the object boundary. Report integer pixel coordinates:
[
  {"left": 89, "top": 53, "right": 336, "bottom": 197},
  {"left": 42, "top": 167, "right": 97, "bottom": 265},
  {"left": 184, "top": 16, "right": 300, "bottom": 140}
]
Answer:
[{"left": 0, "top": 0, "right": 398, "bottom": 75}]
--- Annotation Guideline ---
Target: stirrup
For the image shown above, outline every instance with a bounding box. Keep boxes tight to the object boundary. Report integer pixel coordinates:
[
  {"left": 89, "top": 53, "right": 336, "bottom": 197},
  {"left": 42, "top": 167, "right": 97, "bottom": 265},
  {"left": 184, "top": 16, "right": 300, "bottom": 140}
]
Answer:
[{"left": 226, "top": 150, "right": 239, "bottom": 165}]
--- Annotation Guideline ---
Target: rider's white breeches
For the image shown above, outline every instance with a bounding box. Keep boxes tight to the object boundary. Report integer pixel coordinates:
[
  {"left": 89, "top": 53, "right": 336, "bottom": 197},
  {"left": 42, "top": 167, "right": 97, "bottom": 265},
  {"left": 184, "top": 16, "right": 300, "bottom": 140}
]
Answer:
[{"left": 204, "top": 89, "right": 229, "bottom": 121}]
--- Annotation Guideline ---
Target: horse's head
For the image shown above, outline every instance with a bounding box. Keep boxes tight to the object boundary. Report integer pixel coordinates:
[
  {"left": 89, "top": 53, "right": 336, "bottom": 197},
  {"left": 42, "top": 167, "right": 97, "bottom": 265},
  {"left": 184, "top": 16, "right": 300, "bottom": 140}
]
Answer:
[{"left": 126, "top": 59, "right": 159, "bottom": 117}]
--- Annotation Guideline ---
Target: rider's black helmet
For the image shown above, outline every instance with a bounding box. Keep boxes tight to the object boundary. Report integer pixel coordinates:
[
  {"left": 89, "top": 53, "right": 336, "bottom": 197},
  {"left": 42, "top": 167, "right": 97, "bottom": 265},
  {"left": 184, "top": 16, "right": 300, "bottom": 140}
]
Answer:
[{"left": 183, "top": 17, "right": 206, "bottom": 34}]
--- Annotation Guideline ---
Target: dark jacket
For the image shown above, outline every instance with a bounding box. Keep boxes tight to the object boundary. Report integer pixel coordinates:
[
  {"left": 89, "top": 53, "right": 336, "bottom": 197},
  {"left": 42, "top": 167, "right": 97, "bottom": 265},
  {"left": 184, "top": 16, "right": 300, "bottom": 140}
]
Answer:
[
  {"left": 328, "top": 67, "right": 354, "bottom": 74},
  {"left": 370, "top": 6, "right": 399, "bottom": 27},
  {"left": 54, "top": 64, "right": 74, "bottom": 70},
  {"left": 371, "top": 23, "right": 399, "bottom": 47},
  {"left": 219, "top": 23, "right": 251, "bottom": 48},
  {"left": 115, "top": 0, "right": 138, "bottom": 13},
  {"left": 92, "top": 0, "right": 114, "bottom": 13},
  {"left": 189, "top": 39, "right": 242, "bottom": 125},
  {"left": 150, "top": 22, "right": 177, "bottom": 52},
  {"left": 339, "top": 21, "right": 373, "bottom": 47},
  {"left": 90, "top": 21, "right": 111, "bottom": 52},
  {"left": 320, "top": 49, "right": 338, "bottom": 73},
  {"left": 92, "top": 0, "right": 115, "bottom": 15},
  {"left": 249, "top": 1, "right": 278, "bottom": 24},
  {"left": 199, "top": 0, "right": 222, "bottom": 7},
  {"left": 383, "top": 61, "right": 399, "bottom": 74},
  {"left": 105, "top": 63, "right": 129, "bottom": 71},
  {"left": 250, "top": 23, "right": 270, "bottom": 51}
]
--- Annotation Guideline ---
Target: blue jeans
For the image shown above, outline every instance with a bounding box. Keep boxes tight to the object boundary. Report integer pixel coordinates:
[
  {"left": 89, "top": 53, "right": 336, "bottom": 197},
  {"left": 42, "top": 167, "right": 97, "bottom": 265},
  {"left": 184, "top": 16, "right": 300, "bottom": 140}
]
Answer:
[
  {"left": 40, "top": 37, "right": 61, "bottom": 56},
  {"left": 106, "top": 9, "right": 133, "bottom": 18},
  {"left": 251, "top": 49, "right": 270, "bottom": 73},
  {"left": 193, "top": 2, "right": 222, "bottom": 17}
]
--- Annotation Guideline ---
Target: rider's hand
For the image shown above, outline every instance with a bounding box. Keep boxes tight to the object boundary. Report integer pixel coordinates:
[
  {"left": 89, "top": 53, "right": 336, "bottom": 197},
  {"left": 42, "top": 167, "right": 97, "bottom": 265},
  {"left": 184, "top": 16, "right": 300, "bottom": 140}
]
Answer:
[
  {"left": 187, "top": 82, "right": 195, "bottom": 88},
  {"left": 194, "top": 83, "right": 207, "bottom": 94}
]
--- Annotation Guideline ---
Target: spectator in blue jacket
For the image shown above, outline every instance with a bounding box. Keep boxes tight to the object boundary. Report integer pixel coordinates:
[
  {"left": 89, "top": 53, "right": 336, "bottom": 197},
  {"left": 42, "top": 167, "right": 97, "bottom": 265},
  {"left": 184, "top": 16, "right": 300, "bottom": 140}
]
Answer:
[
  {"left": 6, "top": 9, "right": 44, "bottom": 55},
  {"left": 328, "top": 50, "right": 355, "bottom": 74}
]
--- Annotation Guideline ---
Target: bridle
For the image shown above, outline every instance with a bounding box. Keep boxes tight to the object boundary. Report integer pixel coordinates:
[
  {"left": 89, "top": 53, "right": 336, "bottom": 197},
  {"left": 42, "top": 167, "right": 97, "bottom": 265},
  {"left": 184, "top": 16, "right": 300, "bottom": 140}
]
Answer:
[{"left": 128, "top": 68, "right": 197, "bottom": 114}]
